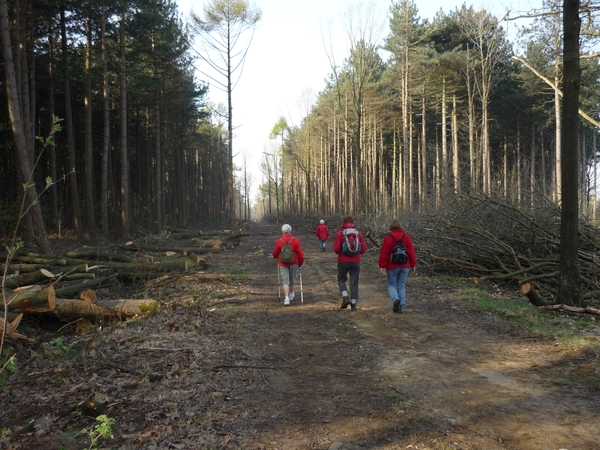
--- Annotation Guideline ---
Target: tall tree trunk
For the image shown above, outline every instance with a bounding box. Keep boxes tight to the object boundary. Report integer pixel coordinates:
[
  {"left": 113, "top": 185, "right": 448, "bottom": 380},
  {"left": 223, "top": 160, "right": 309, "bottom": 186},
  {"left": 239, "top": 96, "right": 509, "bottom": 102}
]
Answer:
[
  {"left": 554, "top": 66, "right": 562, "bottom": 202},
  {"left": 516, "top": 129, "right": 521, "bottom": 205},
  {"left": 593, "top": 130, "right": 597, "bottom": 219},
  {"left": 119, "top": 0, "right": 130, "bottom": 237},
  {"left": 60, "top": 6, "right": 83, "bottom": 238},
  {"left": 441, "top": 76, "right": 448, "bottom": 197},
  {"left": 84, "top": 1, "right": 96, "bottom": 234},
  {"left": 530, "top": 123, "right": 536, "bottom": 209},
  {"left": 227, "top": 31, "right": 234, "bottom": 229},
  {"left": 0, "top": 0, "right": 51, "bottom": 253},
  {"left": 452, "top": 94, "right": 459, "bottom": 193},
  {"left": 48, "top": 31, "right": 58, "bottom": 232},
  {"left": 421, "top": 94, "right": 427, "bottom": 210},
  {"left": 101, "top": 1, "right": 110, "bottom": 233},
  {"left": 466, "top": 56, "right": 476, "bottom": 191},
  {"left": 557, "top": 0, "right": 581, "bottom": 305}
]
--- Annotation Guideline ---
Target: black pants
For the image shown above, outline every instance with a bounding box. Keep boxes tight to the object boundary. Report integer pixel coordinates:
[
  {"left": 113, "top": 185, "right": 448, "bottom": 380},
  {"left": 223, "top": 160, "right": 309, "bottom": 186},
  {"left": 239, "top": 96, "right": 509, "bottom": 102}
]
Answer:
[{"left": 337, "top": 262, "right": 360, "bottom": 300}]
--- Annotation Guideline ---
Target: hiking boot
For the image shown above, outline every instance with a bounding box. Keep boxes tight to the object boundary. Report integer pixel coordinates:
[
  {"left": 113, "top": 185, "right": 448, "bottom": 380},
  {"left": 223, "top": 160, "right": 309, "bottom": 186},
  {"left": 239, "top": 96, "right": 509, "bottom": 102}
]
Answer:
[
  {"left": 289, "top": 292, "right": 295, "bottom": 301},
  {"left": 399, "top": 305, "right": 404, "bottom": 313},
  {"left": 350, "top": 303, "right": 357, "bottom": 311},
  {"left": 284, "top": 297, "right": 290, "bottom": 306},
  {"left": 341, "top": 296, "right": 351, "bottom": 309},
  {"left": 393, "top": 299, "right": 400, "bottom": 313}
]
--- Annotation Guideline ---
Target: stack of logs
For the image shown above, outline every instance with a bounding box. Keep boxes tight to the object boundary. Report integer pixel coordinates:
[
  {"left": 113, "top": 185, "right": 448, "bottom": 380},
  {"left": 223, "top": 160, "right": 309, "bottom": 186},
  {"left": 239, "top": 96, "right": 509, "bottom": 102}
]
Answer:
[{"left": 1, "top": 228, "right": 243, "bottom": 339}]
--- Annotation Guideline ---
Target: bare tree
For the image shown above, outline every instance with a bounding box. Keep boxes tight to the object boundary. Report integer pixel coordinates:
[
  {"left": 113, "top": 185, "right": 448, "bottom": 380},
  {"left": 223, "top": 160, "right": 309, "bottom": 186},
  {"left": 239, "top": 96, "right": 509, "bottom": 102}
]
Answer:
[{"left": 191, "top": 0, "right": 261, "bottom": 229}]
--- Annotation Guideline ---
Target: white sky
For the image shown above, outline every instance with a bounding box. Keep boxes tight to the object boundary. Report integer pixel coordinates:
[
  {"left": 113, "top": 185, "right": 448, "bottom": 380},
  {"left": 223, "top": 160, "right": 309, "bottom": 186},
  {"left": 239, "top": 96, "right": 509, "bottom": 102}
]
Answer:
[{"left": 176, "top": 0, "right": 542, "bottom": 198}]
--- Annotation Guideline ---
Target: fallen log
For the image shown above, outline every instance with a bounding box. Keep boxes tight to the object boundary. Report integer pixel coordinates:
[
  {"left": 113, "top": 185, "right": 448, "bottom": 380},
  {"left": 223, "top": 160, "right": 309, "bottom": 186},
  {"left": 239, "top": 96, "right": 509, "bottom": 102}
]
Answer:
[
  {"left": 114, "top": 257, "right": 209, "bottom": 277},
  {"left": 53, "top": 299, "right": 117, "bottom": 320},
  {"left": 54, "top": 298, "right": 158, "bottom": 319},
  {"left": 119, "top": 244, "right": 223, "bottom": 254},
  {"left": 539, "top": 304, "right": 600, "bottom": 316},
  {"left": 520, "top": 282, "right": 549, "bottom": 307},
  {"left": 1, "top": 284, "right": 56, "bottom": 313},
  {"left": 11, "top": 255, "right": 67, "bottom": 265},
  {"left": 6, "top": 263, "right": 47, "bottom": 274},
  {"left": 64, "top": 250, "right": 135, "bottom": 263},
  {"left": 192, "top": 238, "right": 225, "bottom": 248},
  {"left": 54, "top": 273, "right": 119, "bottom": 298},
  {"left": 96, "top": 298, "right": 158, "bottom": 316},
  {"left": 2, "top": 269, "right": 55, "bottom": 289}
]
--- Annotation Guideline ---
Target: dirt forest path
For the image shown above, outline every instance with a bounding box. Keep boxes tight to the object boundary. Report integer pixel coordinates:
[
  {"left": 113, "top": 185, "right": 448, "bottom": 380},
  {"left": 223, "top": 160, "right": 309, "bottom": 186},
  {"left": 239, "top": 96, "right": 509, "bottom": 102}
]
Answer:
[{"left": 216, "top": 221, "right": 600, "bottom": 449}]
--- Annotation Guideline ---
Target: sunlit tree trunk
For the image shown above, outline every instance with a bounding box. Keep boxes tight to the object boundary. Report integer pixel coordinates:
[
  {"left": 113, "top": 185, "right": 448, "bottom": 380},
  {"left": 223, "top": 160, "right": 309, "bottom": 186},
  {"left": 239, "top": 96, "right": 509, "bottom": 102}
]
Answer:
[
  {"left": 554, "top": 66, "right": 562, "bottom": 202},
  {"left": 452, "top": 94, "right": 459, "bottom": 193}
]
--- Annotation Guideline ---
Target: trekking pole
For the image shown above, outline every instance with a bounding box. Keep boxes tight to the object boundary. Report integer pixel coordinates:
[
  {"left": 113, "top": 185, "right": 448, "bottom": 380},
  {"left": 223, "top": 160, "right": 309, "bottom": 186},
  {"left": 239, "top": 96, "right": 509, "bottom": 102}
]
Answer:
[
  {"left": 277, "top": 262, "right": 281, "bottom": 302},
  {"left": 299, "top": 266, "right": 304, "bottom": 304}
]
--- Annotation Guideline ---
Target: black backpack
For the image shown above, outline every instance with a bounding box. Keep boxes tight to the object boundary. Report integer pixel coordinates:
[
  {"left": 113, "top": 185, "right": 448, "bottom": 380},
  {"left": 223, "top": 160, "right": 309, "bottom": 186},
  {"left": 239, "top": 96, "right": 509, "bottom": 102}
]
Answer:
[{"left": 389, "top": 233, "right": 408, "bottom": 264}]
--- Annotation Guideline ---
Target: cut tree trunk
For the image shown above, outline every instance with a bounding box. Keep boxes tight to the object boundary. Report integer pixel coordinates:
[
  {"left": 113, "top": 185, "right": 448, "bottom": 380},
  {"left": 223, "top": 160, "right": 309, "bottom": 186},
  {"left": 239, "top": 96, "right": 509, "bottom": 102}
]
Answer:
[
  {"left": 1, "top": 284, "right": 56, "bottom": 312},
  {"left": 520, "top": 282, "right": 549, "bottom": 307}
]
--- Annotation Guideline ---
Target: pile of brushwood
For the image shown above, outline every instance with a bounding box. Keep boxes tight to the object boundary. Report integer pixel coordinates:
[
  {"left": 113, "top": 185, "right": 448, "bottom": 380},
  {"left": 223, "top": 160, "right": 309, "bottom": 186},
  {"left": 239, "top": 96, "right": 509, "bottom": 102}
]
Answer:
[
  {"left": 1, "top": 228, "right": 244, "bottom": 340},
  {"left": 363, "top": 194, "right": 600, "bottom": 310}
]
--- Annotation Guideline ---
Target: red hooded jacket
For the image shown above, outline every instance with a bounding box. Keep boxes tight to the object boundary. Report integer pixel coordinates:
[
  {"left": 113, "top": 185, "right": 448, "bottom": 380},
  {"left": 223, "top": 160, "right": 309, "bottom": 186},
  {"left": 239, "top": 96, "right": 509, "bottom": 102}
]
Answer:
[
  {"left": 378, "top": 228, "right": 416, "bottom": 270},
  {"left": 333, "top": 222, "right": 367, "bottom": 263},
  {"left": 316, "top": 223, "right": 330, "bottom": 240},
  {"left": 272, "top": 234, "right": 305, "bottom": 267}
]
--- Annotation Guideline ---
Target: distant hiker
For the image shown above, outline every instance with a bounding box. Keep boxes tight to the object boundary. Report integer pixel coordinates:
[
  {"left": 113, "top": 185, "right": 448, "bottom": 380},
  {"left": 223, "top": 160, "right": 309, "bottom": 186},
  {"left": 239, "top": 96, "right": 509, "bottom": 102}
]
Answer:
[
  {"left": 333, "top": 215, "right": 367, "bottom": 311},
  {"left": 272, "top": 224, "right": 305, "bottom": 305},
  {"left": 315, "top": 219, "right": 330, "bottom": 251},
  {"left": 378, "top": 219, "right": 416, "bottom": 313}
]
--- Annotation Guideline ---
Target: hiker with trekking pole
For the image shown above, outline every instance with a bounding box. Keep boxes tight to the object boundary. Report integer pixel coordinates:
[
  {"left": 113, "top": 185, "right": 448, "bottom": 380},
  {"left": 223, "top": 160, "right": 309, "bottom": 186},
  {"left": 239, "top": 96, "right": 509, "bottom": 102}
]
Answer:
[
  {"left": 333, "top": 215, "right": 367, "bottom": 311},
  {"left": 272, "top": 224, "right": 305, "bottom": 306}
]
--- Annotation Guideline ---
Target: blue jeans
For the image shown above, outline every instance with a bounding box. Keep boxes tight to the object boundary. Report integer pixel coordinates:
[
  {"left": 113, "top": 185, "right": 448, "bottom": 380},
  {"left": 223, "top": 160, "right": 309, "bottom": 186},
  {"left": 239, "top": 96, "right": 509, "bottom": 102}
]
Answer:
[{"left": 387, "top": 267, "right": 409, "bottom": 307}]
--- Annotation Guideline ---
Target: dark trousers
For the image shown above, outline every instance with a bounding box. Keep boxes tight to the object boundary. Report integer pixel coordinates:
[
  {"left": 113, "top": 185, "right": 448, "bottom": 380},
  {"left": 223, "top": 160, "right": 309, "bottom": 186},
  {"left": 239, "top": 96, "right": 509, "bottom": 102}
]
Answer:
[{"left": 337, "top": 262, "right": 360, "bottom": 300}]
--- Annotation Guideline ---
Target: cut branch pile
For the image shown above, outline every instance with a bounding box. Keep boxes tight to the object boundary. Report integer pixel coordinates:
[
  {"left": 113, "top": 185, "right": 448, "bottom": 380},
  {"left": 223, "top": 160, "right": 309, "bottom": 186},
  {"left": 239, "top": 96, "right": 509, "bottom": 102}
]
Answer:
[{"left": 379, "top": 194, "right": 600, "bottom": 307}]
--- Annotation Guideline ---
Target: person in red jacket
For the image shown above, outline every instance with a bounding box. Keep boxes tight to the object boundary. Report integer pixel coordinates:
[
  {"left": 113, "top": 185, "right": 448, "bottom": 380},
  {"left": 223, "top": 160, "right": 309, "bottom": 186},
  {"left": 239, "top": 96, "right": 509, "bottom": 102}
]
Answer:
[
  {"left": 315, "top": 219, "right": 330, "bottom": 251},
  {"left": 272, "top": 224, "right": 305, "bottom": 305},
  {"left": 378, "top": 219, "right": 416, "bottom": 313},
  {"left": 333, "top": 216, "right": 367, "bottom": 311}
]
